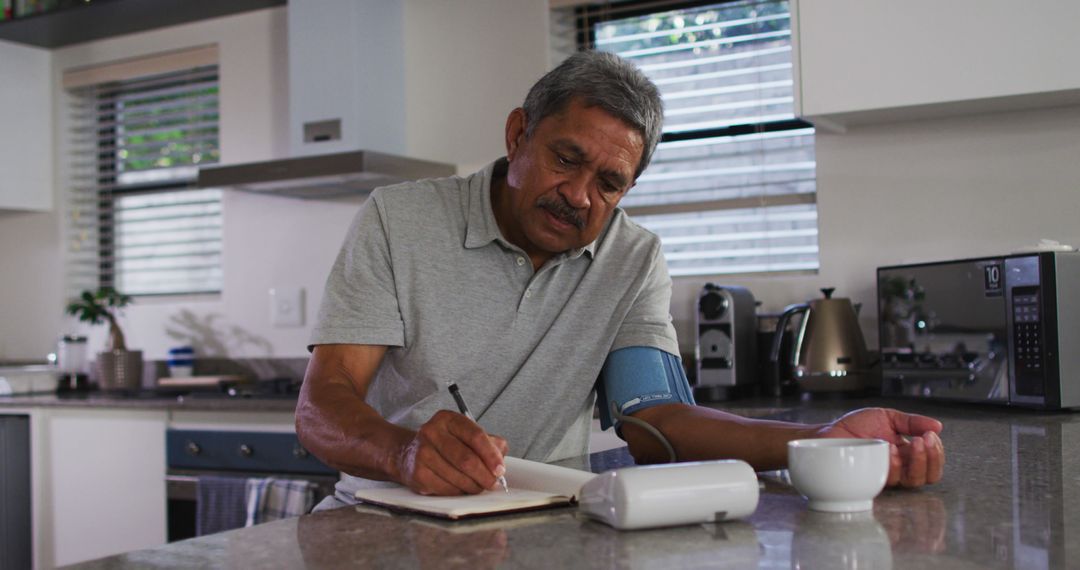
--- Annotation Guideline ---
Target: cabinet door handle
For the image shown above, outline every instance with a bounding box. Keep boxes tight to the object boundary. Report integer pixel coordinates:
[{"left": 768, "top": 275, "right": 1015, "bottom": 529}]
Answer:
[
  {"left": 238, "top": 444, "right": 254, "bottom": 457},
  {"left": 185, "top": 441, "right": 201, "bottom": 456}
]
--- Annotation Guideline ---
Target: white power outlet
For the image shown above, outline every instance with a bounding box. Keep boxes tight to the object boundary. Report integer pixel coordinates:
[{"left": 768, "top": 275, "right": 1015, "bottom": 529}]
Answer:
[{"left": 269, "top": 287, "right": 305, "bottom": 327}]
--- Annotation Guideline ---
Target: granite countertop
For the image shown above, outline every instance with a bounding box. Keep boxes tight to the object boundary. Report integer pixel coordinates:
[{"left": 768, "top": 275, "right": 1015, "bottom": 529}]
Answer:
[
  {"left": 0, "top": 357, "right": 309, "bottom": 412},
  {"left": 70, "top": 397, "right": 1080, "bottom": 569},
  {"left": 0, "top": 392, "right": 299, "bottom": 412}
]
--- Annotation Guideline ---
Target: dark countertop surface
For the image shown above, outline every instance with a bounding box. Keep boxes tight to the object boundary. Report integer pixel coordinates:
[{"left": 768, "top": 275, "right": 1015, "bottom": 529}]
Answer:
[
  {"left": 69, "top": 397, "right": 1080, "bottom": 569},
  {"left": 0, "top": 391, "right": 299, "bottom": 412}
]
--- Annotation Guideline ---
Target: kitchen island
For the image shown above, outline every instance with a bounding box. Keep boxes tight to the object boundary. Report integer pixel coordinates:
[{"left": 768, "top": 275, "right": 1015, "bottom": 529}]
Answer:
[{"left": 68, "top": 398, "right": 1080, "bottom": 569}]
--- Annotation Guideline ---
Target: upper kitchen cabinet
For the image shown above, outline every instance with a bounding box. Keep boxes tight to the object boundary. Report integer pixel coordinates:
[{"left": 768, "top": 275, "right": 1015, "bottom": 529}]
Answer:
[
  {"left": 793, "top": 0, "right": 1080, "bottom": 129},
  {"left": 0, "top": 0, "right": 285, "bottom": 48},
  {"left": 0, "top": 39, "right": 52, "bottom": 212}
]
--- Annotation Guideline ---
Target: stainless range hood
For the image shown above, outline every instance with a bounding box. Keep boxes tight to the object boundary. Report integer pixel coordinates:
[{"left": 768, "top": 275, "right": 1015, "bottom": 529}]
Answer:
[
  {"left": 197, "top": 150, "right": 455, "bottom": 199},
  {"left": 197, "top": 1, "right": 455, "bottom": 199}
]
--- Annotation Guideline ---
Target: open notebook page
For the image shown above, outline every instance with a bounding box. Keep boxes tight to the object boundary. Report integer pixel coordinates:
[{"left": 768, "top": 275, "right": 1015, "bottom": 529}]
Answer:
[
  {"left": 501, "top": 456, "right": 596, "bottom": 498},
  {"left": 354, "top": 457, "right": 597, "bottom": 520}
]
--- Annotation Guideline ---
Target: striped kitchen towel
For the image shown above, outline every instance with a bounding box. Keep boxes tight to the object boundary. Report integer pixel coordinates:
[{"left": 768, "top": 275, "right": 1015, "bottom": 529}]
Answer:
[
  {"left": 196, "top": 475, "right": 249, "bottom": 536},
  {"left": 245, "top": 477, "right": 316, "bottom": 526}
]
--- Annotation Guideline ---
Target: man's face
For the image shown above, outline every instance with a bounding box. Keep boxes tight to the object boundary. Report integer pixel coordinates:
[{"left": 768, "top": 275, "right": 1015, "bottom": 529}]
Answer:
[{"left": 496, "top": 98, "right": 644, "bottom": 267}]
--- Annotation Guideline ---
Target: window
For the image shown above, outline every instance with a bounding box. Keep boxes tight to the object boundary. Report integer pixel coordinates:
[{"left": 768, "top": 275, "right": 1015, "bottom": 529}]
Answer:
[
  {"left": 64, "top": 46, "right": 222, "bottom": 297},
  {"left": 563, "top": 0, "right": 817, "bottom": 276}
]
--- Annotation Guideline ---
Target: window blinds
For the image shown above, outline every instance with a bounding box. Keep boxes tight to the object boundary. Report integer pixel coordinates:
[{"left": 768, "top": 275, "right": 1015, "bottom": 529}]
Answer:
[
  {"left": 559, "top": 0, "right": 818, "bottom": 276},
  {"left": 65, "top": 47, "right": 222, "bottom": 297}
]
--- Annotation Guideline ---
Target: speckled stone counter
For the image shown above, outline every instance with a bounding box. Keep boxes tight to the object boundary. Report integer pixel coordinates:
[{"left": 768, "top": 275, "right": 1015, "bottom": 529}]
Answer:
[
  {"left": 0, "top": 392, "right": 298, "bottom": 412},
  {"left": 69, "top": 398, "right": 1080, "bottom": 569}
]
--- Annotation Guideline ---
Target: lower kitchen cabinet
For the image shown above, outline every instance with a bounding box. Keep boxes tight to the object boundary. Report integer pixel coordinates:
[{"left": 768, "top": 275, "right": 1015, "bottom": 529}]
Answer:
[
  {"left": 43, "top": 408, "right": 168, "bottom": 567},
  {"left": 0, "top": 404, "right": 300, "bottom": 568}
]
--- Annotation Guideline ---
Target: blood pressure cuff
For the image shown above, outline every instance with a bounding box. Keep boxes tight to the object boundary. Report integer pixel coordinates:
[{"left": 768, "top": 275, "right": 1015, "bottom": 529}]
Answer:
[{"left": 596, "top": 346, "right": 696, "bottom": 433}]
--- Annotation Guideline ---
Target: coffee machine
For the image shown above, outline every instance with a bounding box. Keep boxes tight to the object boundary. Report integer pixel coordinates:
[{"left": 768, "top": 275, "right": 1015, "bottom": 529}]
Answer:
[{"left": 695, "top": 284, "right": 757, "bottom": 400}]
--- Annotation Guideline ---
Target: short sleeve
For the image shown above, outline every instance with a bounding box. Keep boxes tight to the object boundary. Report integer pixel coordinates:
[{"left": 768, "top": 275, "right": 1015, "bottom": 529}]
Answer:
[
  {"left": 609, "top": 246, "right": 680, "bottom": 356},
  {"left": 308, "top": 192, "right": 405, "bottom": 350}
]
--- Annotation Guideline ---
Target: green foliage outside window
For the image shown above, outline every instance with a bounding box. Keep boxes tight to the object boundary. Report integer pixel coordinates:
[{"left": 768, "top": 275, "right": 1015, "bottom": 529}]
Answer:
[
  {"left": 113, "top": 85, "right": 221, "bottom": 173},
  {"left": 595, "top": 0, "right": 790, "bottom": 54}
]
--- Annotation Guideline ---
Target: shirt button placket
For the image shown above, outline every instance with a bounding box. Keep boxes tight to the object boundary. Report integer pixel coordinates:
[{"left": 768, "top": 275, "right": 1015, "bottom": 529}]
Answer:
[{"left": 515, "top": 255, "right": 531, "bottom": 312}]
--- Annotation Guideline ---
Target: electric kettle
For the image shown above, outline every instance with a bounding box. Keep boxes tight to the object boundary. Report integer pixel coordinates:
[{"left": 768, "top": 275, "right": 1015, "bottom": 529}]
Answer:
[{"left": 769, "top": 288, "right": 871, "bottom": 393}]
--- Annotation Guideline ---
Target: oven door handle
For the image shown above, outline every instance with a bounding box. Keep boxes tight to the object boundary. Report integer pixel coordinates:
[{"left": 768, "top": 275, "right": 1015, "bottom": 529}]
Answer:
[
  {"left": 165, "top": 472, "right": 338, "bottom": 502},
  {"left": 166, "top": 474, "right": 199, "bottom": 502}
]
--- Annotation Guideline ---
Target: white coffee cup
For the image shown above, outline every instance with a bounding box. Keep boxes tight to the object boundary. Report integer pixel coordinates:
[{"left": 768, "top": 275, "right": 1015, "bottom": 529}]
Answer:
[{"left": 787, "top": 438, "right": 889, "bottom": 512}]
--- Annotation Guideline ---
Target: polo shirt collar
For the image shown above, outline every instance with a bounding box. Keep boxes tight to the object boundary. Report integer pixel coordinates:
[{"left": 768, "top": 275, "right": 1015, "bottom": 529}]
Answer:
[
  {"left": 464, "top": 158, "right": 596, "bottom": 260},
  {"left": 463, "top": 159, "right": 503, "bottom": 250}
]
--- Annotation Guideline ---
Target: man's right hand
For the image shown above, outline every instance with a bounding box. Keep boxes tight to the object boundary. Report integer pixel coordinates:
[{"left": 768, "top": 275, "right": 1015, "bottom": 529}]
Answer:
[
  {"left": 396, "top": 410, "right": 509, "bottom": 496},
  {"left": 297, "top": 345, "right": 509, "bottom": 496}
]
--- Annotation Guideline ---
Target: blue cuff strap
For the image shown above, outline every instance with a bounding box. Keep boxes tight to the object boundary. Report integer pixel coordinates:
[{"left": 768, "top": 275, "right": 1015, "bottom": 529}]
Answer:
[{"left": 596, "top": 346, "right": 695, "bottom": 432}]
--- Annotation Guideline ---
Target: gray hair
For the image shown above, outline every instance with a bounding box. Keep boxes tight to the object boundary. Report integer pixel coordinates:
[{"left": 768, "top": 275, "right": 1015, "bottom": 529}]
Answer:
[{"left": 522, "top": 51, "right": 663, "bottom": 180}]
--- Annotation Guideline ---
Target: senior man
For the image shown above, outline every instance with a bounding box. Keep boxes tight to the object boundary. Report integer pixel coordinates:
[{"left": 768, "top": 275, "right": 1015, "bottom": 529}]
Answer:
[{"left": 297, "top": 51, "right": 945, "bottom": 509}]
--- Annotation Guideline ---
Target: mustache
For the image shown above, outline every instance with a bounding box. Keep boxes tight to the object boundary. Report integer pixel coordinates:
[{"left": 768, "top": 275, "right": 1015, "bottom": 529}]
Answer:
[{"left": 537, "top": 195, "right": 585, "bottom": 229}]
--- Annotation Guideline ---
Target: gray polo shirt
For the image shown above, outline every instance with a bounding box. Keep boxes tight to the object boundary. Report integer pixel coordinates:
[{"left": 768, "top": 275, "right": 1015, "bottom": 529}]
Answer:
[{"left": 310, "top": 159, "right": 678, "bottom": 501}]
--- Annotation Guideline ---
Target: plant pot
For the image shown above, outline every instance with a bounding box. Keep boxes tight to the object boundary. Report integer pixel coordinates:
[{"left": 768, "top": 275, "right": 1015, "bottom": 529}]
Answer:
[{"left": 97, "top": 349, "right": 144, "bottom": 392}]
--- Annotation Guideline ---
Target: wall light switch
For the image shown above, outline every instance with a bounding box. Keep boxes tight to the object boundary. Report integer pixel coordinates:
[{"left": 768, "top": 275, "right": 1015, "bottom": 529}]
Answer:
[{"left": 270, "top": 287, "right": 305, "bottom": 327}]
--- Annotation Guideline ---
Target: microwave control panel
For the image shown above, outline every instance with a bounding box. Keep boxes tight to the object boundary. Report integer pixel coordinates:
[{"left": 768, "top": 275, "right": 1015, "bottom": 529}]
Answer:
[
  {"left": 1010, "top": 286, "right": 1044, "bottom": 397},
  {"left": 1005, "top": 255, "right": 1052, "bottom": 406}
]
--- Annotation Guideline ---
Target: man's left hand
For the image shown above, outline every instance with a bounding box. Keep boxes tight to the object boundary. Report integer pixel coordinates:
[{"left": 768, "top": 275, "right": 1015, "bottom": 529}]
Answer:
[{"left": 816, "top": 407, "right": 945, "bottom": 488}]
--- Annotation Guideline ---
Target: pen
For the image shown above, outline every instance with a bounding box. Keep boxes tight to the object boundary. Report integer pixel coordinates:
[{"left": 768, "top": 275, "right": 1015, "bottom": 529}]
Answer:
[{"left": 447, "top": 382, "right": 509, "bottom": 494}]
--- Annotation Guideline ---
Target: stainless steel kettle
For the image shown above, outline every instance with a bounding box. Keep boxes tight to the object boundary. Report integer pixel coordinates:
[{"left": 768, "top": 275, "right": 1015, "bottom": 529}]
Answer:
[{"left": 769, "top": 288, "right": 871, "bottom": 392}]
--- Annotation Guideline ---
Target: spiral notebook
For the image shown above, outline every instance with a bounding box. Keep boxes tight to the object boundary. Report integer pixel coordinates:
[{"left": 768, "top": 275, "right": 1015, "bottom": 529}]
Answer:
[{"left": 353, "top": 457, "right": 596, "bottom": 520}]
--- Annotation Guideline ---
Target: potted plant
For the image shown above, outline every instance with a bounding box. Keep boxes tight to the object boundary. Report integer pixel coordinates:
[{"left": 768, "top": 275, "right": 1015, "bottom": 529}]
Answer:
[{"left": 66, "top": 288, "right": 143, "bottom": 391}]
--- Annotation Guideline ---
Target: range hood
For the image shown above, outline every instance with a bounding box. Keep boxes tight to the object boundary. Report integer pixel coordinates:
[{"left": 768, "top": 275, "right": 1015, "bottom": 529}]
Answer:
[
  {"left": 197, "top": 150, "right": 455, "bottom": 199},
  {"left": 198, "top": 0, "right": 455, "bottom": 199}
]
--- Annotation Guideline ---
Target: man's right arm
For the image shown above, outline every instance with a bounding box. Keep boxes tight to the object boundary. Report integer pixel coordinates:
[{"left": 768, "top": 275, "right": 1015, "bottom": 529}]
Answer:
[{"left": 295, "top": 344, "right": 508, "bottom": 496}]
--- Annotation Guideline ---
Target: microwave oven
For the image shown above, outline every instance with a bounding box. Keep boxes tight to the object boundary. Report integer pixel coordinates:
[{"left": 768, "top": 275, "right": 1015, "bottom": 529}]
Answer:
[{"left": 877, "top": 251, "right": 1079, "bottom": 409}]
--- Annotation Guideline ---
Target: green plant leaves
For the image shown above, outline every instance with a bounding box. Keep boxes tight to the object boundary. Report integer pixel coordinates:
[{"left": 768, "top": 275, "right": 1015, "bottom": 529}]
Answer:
[{"left": 65, "top": 287, "right": 133, "bottom": 325}]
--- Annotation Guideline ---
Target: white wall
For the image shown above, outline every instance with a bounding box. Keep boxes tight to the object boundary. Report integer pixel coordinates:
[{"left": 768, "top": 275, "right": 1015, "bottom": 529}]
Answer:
[
  {"left": 42, "top": 8, "right": 316, "bottom": 361},
  {"left": 668, "top": 105, "right": 1080, "bottom": 352},
  {"left": 2, "top": 1, "right": 1078, "bottom": 363},
  {"left": 0, "top": 1, "right": 552, "bottom": 362},
  {"left": 106, "top": 0, "right": 550, "bottom": 362},
  {"left": 0, "top": 8, "right": 296, "bottom": 361},
  {"left": 402, "top": 0, "right": 550, "bottom": 172},
  {"left": 0, "top": 207, "right": 63, "bottom": 359}
]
